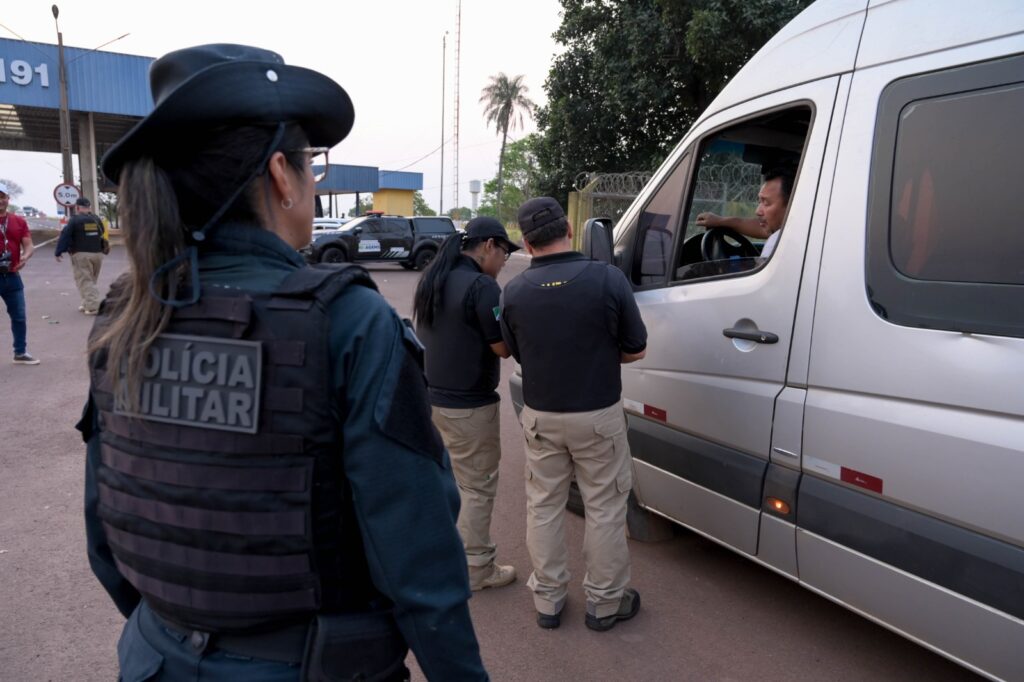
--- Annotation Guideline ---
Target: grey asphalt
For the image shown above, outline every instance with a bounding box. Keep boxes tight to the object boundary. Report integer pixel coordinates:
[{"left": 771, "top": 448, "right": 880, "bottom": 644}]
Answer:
[{"left": 0, "top": 244, "right": 977, "bottom": 681}]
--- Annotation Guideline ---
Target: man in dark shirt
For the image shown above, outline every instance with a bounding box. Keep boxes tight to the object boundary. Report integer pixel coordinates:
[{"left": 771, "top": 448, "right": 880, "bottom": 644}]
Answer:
[
  {"left": 500, "top": 197, "right": 647, "bottom": 632},
  {"left": 55, "top": 197, "right": 106, "bottom": 315}
]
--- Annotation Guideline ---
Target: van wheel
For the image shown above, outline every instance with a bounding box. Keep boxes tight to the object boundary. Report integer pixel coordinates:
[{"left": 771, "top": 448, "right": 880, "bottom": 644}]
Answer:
[
  {"left": 320, "top": 247, "right": 347, "bottom": 264},
  {"left": 414, "top": 249, "right": 435, "bottom": 270},
  {"left": 567, "top": 481, "right": 586, "bottom": 517},
  {"left": 626, "top": 492, "right": 675, "bottom": 543},
  {"left": 399, "top": 261, "right": 415, "bottom": 270},
  {"left": 566, "top": 483, "right": 674, "bottom": 542}
]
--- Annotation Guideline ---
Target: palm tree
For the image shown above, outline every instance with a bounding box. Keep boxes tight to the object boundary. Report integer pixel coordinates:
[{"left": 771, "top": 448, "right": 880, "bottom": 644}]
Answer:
[{"left": 480, "top": 73, "right": 535, "bottom": 222}]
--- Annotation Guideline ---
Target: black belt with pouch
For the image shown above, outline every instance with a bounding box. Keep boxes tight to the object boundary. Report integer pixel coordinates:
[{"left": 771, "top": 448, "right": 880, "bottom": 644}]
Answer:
[{"left": 156, "top": 610, "right": 408, "bottom": 681}]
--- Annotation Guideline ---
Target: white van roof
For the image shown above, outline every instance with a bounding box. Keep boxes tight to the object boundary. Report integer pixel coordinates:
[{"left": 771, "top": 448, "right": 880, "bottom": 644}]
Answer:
[{"left": 701, "top": 0, "right": 1024, "bottom": 123}]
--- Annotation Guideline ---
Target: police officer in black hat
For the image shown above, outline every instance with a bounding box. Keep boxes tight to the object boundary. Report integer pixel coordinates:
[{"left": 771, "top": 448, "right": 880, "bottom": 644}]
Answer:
[
  {"left": 500, "top": 197, "right": 647, "bottom": 632},
  {"left": 413, "top": 217, "right": 519, "bottom": 592},
  {"left": 80, "top": 44, "right": 487, "bottom": 680}
]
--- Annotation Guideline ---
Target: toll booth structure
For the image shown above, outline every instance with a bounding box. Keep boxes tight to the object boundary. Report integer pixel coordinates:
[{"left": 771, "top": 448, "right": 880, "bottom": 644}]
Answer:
[{"left": 1, "top": 37, "right": 425, "bottom": 220}]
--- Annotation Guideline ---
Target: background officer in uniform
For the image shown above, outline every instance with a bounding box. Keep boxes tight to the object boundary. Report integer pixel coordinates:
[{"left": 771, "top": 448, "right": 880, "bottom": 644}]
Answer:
[
  {"left": 500, "top": 197, "right": 647, "bottom": 632},
  {"left": 55, "top": 197, "right": 106, "bottom": 315},
  {"left": 80, "top": 44, "right": 487, "bottom": 681},
  {"left": 413, "top": 217, "right": 519, "bottom": 592}
]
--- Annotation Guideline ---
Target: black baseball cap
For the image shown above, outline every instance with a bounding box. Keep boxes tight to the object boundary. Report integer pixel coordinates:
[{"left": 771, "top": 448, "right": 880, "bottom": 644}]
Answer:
[
  {"left": 75, "top": 197, "right": 92, "bottom": 207},
  {"left": 517, "top": 197, "right": 565, "bottom": 235},
  {"left": 465, "top": 216, "right": 521, "bottom": 252}
]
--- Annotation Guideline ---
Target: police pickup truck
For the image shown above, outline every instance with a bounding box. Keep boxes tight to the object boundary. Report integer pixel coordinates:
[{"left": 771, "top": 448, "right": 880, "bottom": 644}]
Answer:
[{"left": 303, "top": 213, "right": 456, "bottom": 270}]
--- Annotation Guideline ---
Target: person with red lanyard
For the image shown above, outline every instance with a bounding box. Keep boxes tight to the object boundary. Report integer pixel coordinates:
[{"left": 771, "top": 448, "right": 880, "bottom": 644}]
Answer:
[{"left": 0, "top": 182, "right": 39, "bottom": 365}]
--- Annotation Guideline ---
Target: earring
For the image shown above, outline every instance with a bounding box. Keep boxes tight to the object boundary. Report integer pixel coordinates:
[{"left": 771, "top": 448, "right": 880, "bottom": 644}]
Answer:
[{"left": 281, "top": 197, "right": 294, "bottom": 210}]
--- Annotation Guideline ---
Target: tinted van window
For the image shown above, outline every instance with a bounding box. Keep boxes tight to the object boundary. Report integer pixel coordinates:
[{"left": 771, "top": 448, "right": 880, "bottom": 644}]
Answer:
[
  {"left": 890, "top": 85, "right": 1024, "bottom": 285},
  {"left": 866, "top": 55, "right": 1024, "bottom": 338}
]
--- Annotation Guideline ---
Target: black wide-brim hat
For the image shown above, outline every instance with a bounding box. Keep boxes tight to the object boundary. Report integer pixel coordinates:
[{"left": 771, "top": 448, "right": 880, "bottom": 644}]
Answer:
[{"left": 101, "top": 44, "right": 355, "bottom": 183}]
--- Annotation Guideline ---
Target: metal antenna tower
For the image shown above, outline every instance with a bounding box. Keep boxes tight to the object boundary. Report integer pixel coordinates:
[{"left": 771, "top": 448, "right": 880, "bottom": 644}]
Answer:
[{"left": 452, "top": 0, "right": 462, "bottom": 215}]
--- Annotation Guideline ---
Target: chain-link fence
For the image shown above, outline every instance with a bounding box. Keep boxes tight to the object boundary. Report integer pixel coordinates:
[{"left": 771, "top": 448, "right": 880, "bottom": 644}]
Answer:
[{"left": 684, "top": 158, "right": 763, "bottom": 240}]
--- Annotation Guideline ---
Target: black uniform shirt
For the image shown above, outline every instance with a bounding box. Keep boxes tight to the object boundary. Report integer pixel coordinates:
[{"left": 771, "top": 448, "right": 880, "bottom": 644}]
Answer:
[
  {"left": 500, "top": 251, "right": 647, "bottom": 413},
  {"left": 419, "top": 255, "right": 504, "bottom": 408}
]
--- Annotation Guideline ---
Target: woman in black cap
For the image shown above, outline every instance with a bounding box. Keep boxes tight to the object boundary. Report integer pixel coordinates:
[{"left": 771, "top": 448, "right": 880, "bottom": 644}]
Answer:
[
  {"left": 81, "top": 44, "right": 487, "bottom": 681},
  {"left": 413, "top": 217, "right": 519, "bottom": 592}
]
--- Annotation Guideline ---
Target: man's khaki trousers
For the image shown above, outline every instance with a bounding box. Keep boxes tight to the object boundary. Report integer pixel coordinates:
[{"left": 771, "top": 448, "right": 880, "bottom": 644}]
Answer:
[
  {"left": 520, "top": 401, "right": 632, "bottom": 619},
  {"left": 432, "top": 403, "right": 502, "bottom": 568},
  {"left": 70, "top": 252, "right": 103, "bottom": 313}
]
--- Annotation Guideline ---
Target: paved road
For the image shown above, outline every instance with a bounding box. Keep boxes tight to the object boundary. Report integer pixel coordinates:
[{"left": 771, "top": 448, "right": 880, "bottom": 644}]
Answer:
[{"left": 0, "top": 244, "right": 978, "bottom": 681}]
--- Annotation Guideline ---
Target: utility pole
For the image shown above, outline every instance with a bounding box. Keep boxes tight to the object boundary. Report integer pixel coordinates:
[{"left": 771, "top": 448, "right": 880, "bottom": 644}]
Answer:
[
  {"left": 53, "top": 5, "right": 73, "bottom": 185},
  {"left": 453, "top": 0, "right": 461, "bottom": 216},
  {"left": 439, "top": 32, "right": 447, "bottom": 215}
]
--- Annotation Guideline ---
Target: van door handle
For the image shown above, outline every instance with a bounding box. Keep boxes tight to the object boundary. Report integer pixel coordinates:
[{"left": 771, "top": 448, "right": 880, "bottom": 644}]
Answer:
[{"left": 723, "top": 328, "right": 779, "bottom": 344}]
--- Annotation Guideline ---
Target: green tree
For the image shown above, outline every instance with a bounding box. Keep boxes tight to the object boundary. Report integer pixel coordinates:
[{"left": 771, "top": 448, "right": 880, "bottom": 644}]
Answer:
[
  {"left": 478, "top": 134, "right": 543, "bottom": 221},
  {"left": 413, "top": 191, "right": 437, "bottom": 216},
  {"left": 348, "top": 194, "right": 373, "bottom": 217},
  {"left": 480, "top": 73, "right": 536, "bottom": 222},
  {"left": 534, "top": 0, "right": 811, "bottom": 202}
]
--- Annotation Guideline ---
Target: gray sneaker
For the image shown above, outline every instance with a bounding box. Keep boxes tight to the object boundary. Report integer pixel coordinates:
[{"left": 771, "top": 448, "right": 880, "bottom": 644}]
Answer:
[
  {"left": 469, "top": 563, "right": 516, "bottom": 591},
  {"left": 585, "top": 588, "right": 641, "bottom": 632},
  {"left": 13, "top": 353, "right": 40, "bottom": 365}
]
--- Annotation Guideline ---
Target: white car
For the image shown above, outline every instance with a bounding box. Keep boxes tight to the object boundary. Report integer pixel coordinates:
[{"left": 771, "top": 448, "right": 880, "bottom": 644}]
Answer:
[{"left": 312, "top": 217, "right": 350, "bottom": 233}]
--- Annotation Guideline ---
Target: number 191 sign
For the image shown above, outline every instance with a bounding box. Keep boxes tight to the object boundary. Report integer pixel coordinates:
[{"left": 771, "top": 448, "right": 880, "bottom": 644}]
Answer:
[{"left": 54, "top": 183, "right": 81, "bottom": 207}]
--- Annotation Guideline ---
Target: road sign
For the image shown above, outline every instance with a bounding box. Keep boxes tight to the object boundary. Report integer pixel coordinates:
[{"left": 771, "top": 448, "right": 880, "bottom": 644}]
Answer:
[{"left": 53, "top": 183, "right": 80, "bottom": 207}]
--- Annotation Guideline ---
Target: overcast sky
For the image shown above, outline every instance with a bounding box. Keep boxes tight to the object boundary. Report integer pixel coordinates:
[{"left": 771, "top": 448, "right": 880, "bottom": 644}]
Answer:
[{"left": 1, "top": 0, "right": 563, "bottom": 215}]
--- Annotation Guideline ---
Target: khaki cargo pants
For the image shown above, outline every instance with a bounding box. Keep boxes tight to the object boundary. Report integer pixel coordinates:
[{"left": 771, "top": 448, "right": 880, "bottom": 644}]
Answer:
[
  {"left": 71, "top": 252, "right": 104, "bottom": 313},
  {"left": 431, "top": 403, "right": 502, "bottom": 568},
  {"left": 520, "top": 401, "right": 633, "bottom": 618}
]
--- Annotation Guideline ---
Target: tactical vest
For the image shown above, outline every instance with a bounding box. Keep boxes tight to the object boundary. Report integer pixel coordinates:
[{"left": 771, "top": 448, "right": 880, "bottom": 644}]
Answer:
[
  {"left": 88, "top": 264, "right": 376, "bottom": 633},
  {"left": 420, "top": 261, "right": 500, "bottom": 404},
  {"left": 68, "top": 213, "right": 105, "bottom": 253}
]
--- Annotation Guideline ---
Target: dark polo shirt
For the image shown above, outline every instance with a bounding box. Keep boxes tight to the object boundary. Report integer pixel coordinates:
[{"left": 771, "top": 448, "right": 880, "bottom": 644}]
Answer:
[
  {"left": 500, "top": 251, "right": 647, "bottom": 413},
  {"left": 418, "top": 256, "right": 504, "bottom": 408}
]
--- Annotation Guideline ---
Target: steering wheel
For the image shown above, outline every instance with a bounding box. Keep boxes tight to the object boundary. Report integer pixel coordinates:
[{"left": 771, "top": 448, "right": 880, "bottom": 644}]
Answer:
[{"left": 700, "top": 227, "right": 759, "bottom": 261}]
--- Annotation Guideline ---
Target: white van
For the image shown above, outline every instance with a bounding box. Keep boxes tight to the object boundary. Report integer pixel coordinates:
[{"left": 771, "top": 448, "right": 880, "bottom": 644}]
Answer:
[{"left": 512, "top": 1, "right": 1024, "bottom": 679}]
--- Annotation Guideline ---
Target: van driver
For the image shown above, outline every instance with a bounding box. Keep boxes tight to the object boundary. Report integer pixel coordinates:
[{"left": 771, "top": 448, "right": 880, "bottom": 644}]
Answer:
[{"left": 696, "top": 168, "right": 793, "bottom": 258}]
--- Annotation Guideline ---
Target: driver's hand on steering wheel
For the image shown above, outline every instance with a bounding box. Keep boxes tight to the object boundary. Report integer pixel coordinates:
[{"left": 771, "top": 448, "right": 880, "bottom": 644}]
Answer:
[{"left": 696, "top": 212, "right": 722, "bottom": 229}]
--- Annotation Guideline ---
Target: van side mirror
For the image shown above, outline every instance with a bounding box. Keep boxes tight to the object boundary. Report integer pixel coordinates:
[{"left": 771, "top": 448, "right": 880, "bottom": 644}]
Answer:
[{"left": 583, "top": 217, "right": 614, "bottom": 263}]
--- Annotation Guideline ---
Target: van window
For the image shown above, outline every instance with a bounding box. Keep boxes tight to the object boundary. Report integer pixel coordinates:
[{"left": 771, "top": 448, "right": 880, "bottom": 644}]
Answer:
[
  {"left": 671, "top": 106, "right": 811, "bottom": 284},
  {"left": 866, "top": 55, "right": 1024, "bottom": 338},
  {"left": 631, "top": 155, "right": 690, "bottom": 286},
  {"left": 890, "top": 86, "right": 1024, "bottom": 285}
]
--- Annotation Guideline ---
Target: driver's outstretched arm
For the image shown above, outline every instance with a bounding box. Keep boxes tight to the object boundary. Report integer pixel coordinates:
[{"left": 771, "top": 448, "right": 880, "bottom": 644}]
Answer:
[{"left": 696, "top": 213, "right": 768, "bottom": 239}]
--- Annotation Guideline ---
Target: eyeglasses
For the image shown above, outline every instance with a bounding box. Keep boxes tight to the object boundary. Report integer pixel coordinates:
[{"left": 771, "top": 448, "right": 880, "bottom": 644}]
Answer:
[
  {"left": 496, "top": 243, "right": 512, "bottom": 261},
  {"left": 292, "top": 146, "right": 330, "bottom": 182}
]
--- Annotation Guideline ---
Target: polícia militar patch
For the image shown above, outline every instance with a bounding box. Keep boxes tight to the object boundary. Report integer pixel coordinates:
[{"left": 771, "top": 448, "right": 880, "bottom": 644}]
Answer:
[{"left": 114, "top": 334, "right": 263, "bottom": 434}]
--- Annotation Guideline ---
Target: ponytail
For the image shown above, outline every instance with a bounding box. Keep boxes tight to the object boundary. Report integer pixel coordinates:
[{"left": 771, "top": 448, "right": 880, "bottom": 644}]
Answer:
[{"left": 413, "top": 233, "right": 482, "bottom": 327}]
